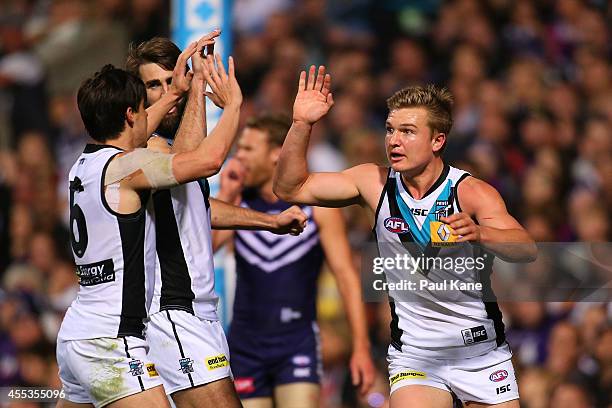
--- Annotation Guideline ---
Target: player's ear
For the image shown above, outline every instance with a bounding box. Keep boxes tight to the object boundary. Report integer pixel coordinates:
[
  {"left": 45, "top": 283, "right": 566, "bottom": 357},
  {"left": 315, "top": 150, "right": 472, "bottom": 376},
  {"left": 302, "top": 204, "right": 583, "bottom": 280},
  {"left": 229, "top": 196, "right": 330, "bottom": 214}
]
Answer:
[
  {"left": 125, "top": 106, "right": 135, "bottom": 127},
  {"left": 432, "top": 132, "right": 446, "bottom": 153}
]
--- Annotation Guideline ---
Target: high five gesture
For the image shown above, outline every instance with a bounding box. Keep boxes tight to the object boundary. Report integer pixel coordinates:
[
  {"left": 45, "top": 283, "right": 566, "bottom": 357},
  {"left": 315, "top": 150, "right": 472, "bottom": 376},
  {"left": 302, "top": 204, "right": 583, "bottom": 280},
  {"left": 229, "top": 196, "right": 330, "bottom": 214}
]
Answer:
[{"left": 293, "top": 65, "right": 334, "bottom": 125}]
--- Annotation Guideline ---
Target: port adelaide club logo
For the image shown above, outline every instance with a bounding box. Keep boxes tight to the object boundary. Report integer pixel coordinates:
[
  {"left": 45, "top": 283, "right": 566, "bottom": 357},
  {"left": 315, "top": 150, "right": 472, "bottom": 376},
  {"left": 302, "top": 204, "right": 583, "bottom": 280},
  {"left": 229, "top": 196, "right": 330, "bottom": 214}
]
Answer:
[{"left": 384, "top": 217, "right": 410, "bottom": 234}]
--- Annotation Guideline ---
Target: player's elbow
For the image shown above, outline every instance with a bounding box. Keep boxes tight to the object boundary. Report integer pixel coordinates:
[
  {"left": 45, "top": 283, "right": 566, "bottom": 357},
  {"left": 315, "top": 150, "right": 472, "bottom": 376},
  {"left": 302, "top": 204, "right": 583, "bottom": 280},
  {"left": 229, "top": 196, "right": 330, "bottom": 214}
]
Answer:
[
  {"left": 209, "top": 156, "right": 225, "bottom": 176},
  {"left": 272, "top": 185, "right": 289, "bottom": 201},
  {"left": 272, "top": 180, "right": 295, "bottom": 202},
  {"left": 201, "top": 150, "right": 225, "bottom": 177}
]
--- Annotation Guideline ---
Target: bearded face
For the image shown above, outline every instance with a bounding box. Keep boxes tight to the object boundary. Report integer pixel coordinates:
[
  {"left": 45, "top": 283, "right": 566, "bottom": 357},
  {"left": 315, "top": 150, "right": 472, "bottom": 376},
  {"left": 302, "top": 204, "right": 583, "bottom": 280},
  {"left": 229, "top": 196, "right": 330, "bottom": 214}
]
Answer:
[
  {"left": 139, "top": 62, "right": 189, "bottom": 139},
  {"left": 152, "top": 96, "right": 187, "bottom": 138}
]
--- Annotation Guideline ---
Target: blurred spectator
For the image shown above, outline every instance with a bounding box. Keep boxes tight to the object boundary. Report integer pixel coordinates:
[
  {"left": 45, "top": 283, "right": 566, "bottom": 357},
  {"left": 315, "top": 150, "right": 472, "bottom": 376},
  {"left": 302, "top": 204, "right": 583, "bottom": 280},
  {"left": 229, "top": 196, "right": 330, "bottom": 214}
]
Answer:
[
  {"left": 549, "top": 381, "right": 594, "bottom": 408},
  {"left": 517, "top": 367, "right": 554, "bottom": 408},
  {"left": 545, "top": 320, "right": 582, "bottom": 379}
]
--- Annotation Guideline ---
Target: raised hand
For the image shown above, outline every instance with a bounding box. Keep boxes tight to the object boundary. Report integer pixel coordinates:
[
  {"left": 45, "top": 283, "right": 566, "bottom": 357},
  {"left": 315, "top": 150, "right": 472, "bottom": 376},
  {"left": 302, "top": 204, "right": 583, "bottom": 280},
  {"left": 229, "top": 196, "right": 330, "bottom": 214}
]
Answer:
[
  {"left": 293, "top": 65, "right": 333, "bottom": 125},
  {"left": 272, "top": 206, "right": 308, "bottom": 236},
  {"left": 192, "top": 29, "right": 221, "bottom": 81},
  {"left": 202, "top": 53, "right": 242, "bottom": 109},
  {"left": 168, "top": 41, "right": 198, "bottom": 98}
]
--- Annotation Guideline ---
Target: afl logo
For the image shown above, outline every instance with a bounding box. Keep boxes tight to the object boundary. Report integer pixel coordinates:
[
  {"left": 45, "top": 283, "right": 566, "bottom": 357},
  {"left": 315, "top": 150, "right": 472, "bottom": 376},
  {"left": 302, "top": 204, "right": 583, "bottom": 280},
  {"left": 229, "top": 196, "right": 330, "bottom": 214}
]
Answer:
[
  {"left": 489, "top": 370, "right": 508, "bottom": 382},
  {"left": 384, "top": 217, "right": 410, "bottom": 234}
]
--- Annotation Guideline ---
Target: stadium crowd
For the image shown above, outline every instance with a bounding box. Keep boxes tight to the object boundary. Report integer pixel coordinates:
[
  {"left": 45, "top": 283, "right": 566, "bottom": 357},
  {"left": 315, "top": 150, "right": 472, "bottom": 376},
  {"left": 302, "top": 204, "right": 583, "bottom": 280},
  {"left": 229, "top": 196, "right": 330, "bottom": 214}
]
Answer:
[{"left": 0, "top": 0, "right": 610, "bottom": 407}]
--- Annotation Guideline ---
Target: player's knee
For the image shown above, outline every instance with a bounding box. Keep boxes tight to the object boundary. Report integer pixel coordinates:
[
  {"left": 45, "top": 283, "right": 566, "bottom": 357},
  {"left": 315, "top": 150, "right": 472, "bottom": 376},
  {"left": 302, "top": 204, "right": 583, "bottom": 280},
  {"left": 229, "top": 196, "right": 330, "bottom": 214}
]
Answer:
[
  {"left": 172, "top": 378, "right": 242, "bottom": 408},
  {"left": 390, "top": 385, "right": 454, "bottom": 408}
]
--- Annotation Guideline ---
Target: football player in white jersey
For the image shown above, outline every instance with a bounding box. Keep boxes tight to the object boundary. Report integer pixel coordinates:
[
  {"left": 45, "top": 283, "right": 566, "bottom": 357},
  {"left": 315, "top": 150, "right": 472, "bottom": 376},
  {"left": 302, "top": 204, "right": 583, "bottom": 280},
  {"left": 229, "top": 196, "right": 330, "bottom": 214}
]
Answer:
[
  {"left": 56, "top": 44, "right": 244, "bottom": 407},
  {"left": 124, "top": 35, "right": 306, "bottom": 408},
  {"left": 273, "top": 66, "right": 537, "bottom": 408}
]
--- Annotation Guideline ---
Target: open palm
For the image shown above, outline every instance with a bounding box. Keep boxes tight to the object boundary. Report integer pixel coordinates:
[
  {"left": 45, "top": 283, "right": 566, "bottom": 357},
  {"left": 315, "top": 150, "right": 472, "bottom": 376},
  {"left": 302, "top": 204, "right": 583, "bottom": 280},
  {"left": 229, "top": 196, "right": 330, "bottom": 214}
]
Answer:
[{"left": 293, "top": 65, "right": 334, "bottom": 125}]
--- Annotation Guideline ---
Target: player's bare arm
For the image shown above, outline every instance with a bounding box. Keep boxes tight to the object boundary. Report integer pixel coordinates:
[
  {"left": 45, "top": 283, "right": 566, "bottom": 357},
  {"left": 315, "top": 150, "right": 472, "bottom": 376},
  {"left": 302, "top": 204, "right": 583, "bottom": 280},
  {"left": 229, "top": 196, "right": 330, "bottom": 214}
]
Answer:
[
  {"left": 118, "top": 53, "right": 241, "bottom": 193},
  {"left": 314, "top": 207, "right": 375, "bottom": 395},
  {"left": 211, "top": 158, "right": 308, "bottom": 251},
  {"left": 171, "top": 31, "right": 220, "bottom": 153},
  {"left": 274, "top": 66, "right": 386, "bottom": 211},
  {"left": 211, "top": 200, "right": 306, "bottom": 233},
  {"left": 441, "top": 177, "right": 537, "bottom": 262}
]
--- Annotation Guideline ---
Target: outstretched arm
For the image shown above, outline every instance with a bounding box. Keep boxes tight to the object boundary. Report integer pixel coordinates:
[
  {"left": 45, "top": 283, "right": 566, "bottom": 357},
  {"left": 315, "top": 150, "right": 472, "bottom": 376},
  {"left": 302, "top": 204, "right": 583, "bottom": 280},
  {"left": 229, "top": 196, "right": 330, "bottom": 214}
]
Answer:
[
  {"left": 273, "top": 66, "right": 364, "bottom": 208},
  {"left": 210, "top": 200, "right": 308, "bottom": 251},
  {"left": 210, "top": 199, "right": 306, "bottom": 231},
  {"left": 207, "top": 159, "right": 308, "bottom": 250},
  {"left": 172, "top": 30, "right": 220, "bottom": 153},
  {"left": 441, "top": 177, "right": 537, "bottom": 262},
  {"left": 110, "top": 54, "right": 242, "bottom": 191},
  {"left": 315, "top": 207, "right": 375, "bottom": 395},
  {"left": 170, "top": 53, "right": 242, "bottom": 180}
]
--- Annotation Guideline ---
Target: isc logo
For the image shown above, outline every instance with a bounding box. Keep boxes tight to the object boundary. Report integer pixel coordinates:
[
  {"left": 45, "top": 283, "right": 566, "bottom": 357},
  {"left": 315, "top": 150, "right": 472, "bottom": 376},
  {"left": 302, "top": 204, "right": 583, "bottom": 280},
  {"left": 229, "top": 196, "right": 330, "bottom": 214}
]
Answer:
[
  {"left": 496, "top": 384, "right": 511, "bottom": 394},
  {"left": 384, "top": 217, "right": 410, "bottom": 234},
  {"left": 410, "top": 208, "right": 428, "bottom": 216},
  {"left": 489, "top": 370, "right": 508, "bottom": 382}
]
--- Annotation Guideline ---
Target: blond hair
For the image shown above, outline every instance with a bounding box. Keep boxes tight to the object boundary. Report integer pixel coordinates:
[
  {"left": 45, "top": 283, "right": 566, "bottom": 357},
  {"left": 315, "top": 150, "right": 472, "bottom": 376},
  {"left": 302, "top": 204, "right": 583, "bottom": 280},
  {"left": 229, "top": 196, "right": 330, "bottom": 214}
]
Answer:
[{"left": 387, "top": 85, "right": 454, "bottom": 135}]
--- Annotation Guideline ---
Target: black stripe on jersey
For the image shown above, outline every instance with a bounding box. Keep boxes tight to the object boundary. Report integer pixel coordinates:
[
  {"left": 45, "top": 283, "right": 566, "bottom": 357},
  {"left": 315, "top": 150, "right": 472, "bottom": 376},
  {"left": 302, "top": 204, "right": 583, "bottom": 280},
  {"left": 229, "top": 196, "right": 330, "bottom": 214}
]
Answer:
[
  {"left": 453, "top": 173, "right": 470, "bottom": 213},
  {"left": 117, "top": 199, "right": 149, "bottom": 339},
  {"left": 400, "top": 164, "right": 450, "bottom": 199},
  {"left": 372, "top": 168, "right": 391, "bottom": 231},
  {"left": 389, "top": 301, "right": 403, "bottom": 352},
  {"left": 371, "top": 173, "right": 404, "bottom": 352},
  {"left": 196, "top": 179, "right": 211, "bottom": 210},
  {"left": 167, "top": 310, "right": 195, "bottom": 387},
  {"left": 480, "top": 253, "right": 505, "bottom": 346},
  {"left": 154, "top": 190, "right": 195, "bottom": 313},
  {"left": 123, "top": 337, "right": 145, "bottom": 391},
  {"left": 83, "top": 143, "right": 123, "bottom": 154}
]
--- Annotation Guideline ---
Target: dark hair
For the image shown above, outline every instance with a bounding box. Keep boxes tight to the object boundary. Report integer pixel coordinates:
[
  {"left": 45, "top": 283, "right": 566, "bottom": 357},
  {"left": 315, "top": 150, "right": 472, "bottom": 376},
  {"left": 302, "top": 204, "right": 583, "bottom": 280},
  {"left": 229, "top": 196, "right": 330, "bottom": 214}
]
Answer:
[
  {"left": 245, "top": 113, "right": 292, "bottom": 147},
  {"left": 125, "top": 37, "right": 182, "bottom": 76},
  {"left": 77, "top": 64, "right": 146, "bottom": 142},
  {"left": 387, "top": 85, "right": 454, "bottom": 135}
]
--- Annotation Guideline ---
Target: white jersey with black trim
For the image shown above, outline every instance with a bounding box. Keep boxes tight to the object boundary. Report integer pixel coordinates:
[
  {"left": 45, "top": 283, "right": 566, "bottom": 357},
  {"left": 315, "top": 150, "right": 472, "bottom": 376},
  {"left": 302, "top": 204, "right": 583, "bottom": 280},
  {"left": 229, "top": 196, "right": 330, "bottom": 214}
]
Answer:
[
  {"left": 58, "top": 144, "right": 155, "bottom": 341},
  {"left": 373, "top": 164, "right": 506, "bottom": 359},
  {"left": 146, "top": 138, "right": 218, "bottom": 321}
]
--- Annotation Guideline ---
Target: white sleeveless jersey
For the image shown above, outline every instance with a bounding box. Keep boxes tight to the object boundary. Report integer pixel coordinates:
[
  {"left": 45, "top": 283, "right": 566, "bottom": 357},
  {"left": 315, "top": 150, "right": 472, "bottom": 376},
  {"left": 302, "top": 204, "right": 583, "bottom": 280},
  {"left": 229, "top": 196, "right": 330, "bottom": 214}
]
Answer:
[
  {"left": 373, "top": 165, "right": 506, "bottom": 359},
  {"left": 58, "top": 144, "right": 156, "bottom": 340},
  {"left": 146, "top": 162, "right": 218, "bottom": 321}
]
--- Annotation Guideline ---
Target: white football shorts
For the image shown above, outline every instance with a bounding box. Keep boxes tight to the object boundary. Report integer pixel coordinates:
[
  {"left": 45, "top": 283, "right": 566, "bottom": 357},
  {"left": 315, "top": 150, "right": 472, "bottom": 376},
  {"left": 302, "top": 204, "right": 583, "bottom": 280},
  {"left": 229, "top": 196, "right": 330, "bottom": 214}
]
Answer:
[
  {"left": 388, "top": 342, "right": 519, "bottom": 405},
  {"left": 146, "top": 309, "right": 232, "bottom": 395},
  {"left": 57, "top": 336, "right": 163, "bottom": 408}
]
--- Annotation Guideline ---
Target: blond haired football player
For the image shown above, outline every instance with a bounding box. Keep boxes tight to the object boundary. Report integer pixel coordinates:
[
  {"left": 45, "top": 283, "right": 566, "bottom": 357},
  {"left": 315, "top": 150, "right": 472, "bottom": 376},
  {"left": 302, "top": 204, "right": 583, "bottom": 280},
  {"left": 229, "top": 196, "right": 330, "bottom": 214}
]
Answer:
[{"left": 273, "top": 66, "right": 537, "bottom": 408}]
